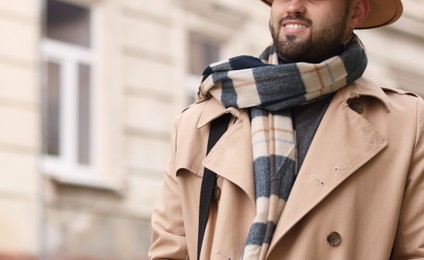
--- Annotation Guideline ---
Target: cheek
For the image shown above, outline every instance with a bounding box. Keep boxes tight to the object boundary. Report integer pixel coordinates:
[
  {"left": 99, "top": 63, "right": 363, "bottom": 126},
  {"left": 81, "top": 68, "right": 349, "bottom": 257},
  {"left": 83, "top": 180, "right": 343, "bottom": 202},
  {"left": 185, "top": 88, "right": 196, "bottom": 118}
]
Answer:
[
  {"left": 269, "top": 11, "right": 279, "bottom": 26},
  {"left": 314, "top": 14, "right": 340, "bottom": 30},
  {"left": 270, "top": 3, "right": 286, "bottom": 25}
]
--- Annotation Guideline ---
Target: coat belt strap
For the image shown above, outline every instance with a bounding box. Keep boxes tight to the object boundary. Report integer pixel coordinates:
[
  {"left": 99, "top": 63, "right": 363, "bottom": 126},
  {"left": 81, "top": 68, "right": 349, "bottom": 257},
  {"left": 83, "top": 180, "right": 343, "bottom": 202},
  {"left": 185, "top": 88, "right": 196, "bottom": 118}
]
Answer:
[{"left": 197, "top": 113, "right": 231, "bottom": 260}]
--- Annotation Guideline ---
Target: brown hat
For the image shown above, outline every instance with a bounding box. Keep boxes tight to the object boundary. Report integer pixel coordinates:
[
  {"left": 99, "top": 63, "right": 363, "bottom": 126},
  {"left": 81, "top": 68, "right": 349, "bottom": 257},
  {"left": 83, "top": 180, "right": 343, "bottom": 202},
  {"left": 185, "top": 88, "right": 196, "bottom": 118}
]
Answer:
[{"left": 260, "top": 0, "right": 403, "bottom": 29}]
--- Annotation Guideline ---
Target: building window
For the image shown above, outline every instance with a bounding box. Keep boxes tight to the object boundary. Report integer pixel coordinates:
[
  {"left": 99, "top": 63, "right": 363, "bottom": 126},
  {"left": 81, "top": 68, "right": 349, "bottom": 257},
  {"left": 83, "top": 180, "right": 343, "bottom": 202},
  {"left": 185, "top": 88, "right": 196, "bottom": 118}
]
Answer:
[
  {"left": 41, "top": 0, "right": 98, "bottom": 180},
  {"left": 46, "top": 0, "right": 91, "bottom": 48},
  {"left": 186, "top": 32, "right": 222, "bottom": 104},
  {"left": 43, "top": 61, "right": 61, "bottom": 157}
]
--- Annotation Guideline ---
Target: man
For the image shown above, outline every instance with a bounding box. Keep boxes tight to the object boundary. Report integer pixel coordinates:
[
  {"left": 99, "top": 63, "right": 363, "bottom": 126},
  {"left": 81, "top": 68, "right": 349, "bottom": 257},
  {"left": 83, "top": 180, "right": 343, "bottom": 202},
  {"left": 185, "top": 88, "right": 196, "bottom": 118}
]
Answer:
[{"left": 149, "top": 0, "right": 424, "bottom": 259}]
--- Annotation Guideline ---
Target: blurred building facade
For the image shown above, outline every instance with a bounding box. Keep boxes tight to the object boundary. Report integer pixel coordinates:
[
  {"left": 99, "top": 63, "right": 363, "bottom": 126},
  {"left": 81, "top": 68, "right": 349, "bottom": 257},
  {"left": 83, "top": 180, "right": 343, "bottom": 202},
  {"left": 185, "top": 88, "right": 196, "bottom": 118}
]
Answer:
[{"left": 0, "top": 0, "right": 422, "bottom": 259}]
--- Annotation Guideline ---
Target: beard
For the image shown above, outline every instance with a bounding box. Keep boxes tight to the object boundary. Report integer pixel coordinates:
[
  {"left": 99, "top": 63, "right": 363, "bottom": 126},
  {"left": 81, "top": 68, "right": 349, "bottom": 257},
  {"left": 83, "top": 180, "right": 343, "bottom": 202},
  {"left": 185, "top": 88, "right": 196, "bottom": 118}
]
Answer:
[{"left": 269, "top": 10, "right": 349, "bottom": 62}]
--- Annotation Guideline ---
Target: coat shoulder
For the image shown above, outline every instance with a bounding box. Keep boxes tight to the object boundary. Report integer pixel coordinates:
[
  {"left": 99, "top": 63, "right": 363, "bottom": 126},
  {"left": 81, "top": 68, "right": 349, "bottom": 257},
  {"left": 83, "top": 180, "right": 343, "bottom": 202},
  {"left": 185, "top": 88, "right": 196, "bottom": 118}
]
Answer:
[
  {"left": 181, "top": 98, "right": 210, "bottom": 113},
  {"left": 359, "top": 77, "right": 424, "bottom": 111},
  {"left": 381, "top": 85, "right": 424, "bottom": 114}
]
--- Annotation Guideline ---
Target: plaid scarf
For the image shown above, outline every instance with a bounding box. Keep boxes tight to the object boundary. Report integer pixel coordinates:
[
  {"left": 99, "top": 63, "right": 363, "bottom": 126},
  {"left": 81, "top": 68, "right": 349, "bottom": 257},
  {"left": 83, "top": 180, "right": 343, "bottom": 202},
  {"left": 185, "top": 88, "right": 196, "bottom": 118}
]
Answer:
[{"left": 198, "top": 35, "right": 367, "bottom": 259}]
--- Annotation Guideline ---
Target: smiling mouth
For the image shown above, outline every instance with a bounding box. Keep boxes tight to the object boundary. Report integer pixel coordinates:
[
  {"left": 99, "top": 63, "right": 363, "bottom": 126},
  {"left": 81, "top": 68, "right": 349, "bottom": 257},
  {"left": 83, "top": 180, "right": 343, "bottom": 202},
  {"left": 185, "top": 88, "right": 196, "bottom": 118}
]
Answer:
[
  {"left": 280, "top": 15, "right": 312, "bottom": 31},
  {"left": 284, "top": 24, "right": 308, "bottom": 30}
]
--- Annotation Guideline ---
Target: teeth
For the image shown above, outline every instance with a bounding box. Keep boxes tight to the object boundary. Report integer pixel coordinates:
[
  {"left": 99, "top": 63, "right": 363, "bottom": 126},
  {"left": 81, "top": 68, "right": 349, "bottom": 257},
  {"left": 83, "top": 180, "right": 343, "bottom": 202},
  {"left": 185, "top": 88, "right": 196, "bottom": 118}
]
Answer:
[{"left": 285, "top": 24, "right": 307, "bottom": 29}]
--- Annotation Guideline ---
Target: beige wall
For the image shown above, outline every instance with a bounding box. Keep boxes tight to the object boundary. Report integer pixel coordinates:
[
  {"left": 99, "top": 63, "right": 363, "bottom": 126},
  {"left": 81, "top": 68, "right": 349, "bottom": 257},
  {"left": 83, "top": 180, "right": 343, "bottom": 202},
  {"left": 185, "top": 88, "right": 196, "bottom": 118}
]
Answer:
[
  {"left": 0, "top": 0, "right": 422, "bottom": 259},
  {"left": 0, "top": 0, "right": 42, "bottom": 258}
]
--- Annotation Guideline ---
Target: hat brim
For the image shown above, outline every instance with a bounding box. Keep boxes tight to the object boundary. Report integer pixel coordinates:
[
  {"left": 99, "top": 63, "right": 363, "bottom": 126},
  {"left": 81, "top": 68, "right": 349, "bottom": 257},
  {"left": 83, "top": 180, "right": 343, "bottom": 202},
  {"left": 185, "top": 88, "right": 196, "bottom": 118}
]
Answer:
[{"left": 260, "top": 0, "right": 403, "bottom": 29}]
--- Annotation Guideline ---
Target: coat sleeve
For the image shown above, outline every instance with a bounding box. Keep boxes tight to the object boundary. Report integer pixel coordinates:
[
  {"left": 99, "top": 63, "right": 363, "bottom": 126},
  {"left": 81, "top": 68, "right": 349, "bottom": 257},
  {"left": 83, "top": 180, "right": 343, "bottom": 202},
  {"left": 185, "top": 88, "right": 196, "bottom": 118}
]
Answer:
[
  {"left": 148, "top": 121, "right": 188, "bottom": 260},
  {"left": 392, "top": 97, "right": 424, "bottom": 259}
]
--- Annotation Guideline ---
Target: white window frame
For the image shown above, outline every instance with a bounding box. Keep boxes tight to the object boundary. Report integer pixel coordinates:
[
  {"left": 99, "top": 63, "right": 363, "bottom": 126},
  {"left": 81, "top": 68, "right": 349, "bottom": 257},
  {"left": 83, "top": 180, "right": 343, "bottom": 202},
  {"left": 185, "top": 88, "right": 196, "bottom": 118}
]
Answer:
[{"left": 41, "top": 1, "right": 106, "bottom": 188}]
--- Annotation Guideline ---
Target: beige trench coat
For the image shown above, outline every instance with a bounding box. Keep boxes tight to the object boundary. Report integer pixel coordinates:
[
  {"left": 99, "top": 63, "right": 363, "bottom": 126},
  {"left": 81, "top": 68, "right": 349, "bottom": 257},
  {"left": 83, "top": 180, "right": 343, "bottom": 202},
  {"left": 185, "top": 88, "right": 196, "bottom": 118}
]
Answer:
[{"left": 149, "top": 78, "right": 424, "bottom": 260}]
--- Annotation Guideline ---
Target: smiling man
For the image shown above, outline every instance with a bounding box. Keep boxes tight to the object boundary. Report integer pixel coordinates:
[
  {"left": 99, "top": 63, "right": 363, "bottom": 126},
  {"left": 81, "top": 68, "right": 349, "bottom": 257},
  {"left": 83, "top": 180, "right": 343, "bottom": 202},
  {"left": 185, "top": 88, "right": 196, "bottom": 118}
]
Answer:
[{"left": 149, "top": 0, "right": 424, "bottom": 259}]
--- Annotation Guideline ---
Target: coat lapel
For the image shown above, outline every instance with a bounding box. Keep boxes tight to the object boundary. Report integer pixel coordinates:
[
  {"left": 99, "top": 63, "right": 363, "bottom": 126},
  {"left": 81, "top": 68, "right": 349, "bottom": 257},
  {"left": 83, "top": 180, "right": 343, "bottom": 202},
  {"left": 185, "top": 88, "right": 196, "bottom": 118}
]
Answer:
[
  {"left": 268, "top": 87, "right": 388, "bottom": 255},
  {"left": 201, "top": 106, "right": 256, "bottom": 206}
]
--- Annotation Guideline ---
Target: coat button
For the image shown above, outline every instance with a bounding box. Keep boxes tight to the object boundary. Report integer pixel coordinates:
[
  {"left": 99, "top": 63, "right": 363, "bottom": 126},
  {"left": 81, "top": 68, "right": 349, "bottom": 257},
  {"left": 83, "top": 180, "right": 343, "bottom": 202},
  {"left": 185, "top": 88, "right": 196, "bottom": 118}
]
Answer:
[
  {"left": 348, "top": 102, "right": 364, "bottom": 114},
  {"left": 327, "top": 232, "right": 342, "bottom": 246},
  {"left": 214, "top": 186, "right": 221, "bottom": 200}
]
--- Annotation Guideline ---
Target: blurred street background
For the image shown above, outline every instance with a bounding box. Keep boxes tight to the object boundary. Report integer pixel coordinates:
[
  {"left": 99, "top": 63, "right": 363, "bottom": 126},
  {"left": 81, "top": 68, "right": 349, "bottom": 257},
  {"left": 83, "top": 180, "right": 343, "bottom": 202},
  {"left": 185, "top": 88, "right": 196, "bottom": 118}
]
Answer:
[{"left": 0, "top": 0, "right": 423, "bottom": 259}]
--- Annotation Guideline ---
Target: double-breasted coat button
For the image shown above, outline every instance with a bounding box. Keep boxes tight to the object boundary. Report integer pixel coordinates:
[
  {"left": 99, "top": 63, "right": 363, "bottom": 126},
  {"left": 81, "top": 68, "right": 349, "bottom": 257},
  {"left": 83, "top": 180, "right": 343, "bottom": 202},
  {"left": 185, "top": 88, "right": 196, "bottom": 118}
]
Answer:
[
  {"left": 348, "top": 102, "right": 364, "bottom": 114},
  {"left": 327, "top": 232, "right": 342, "bottom": 246}
]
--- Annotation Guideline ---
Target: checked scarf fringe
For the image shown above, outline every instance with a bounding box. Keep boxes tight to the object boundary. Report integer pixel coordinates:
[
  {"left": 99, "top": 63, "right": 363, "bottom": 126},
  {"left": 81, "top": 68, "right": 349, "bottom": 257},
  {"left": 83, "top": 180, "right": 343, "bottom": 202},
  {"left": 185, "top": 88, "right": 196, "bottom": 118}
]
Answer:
[{"left": 198, "top": 34, "right": 367, "bottom": 259}]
